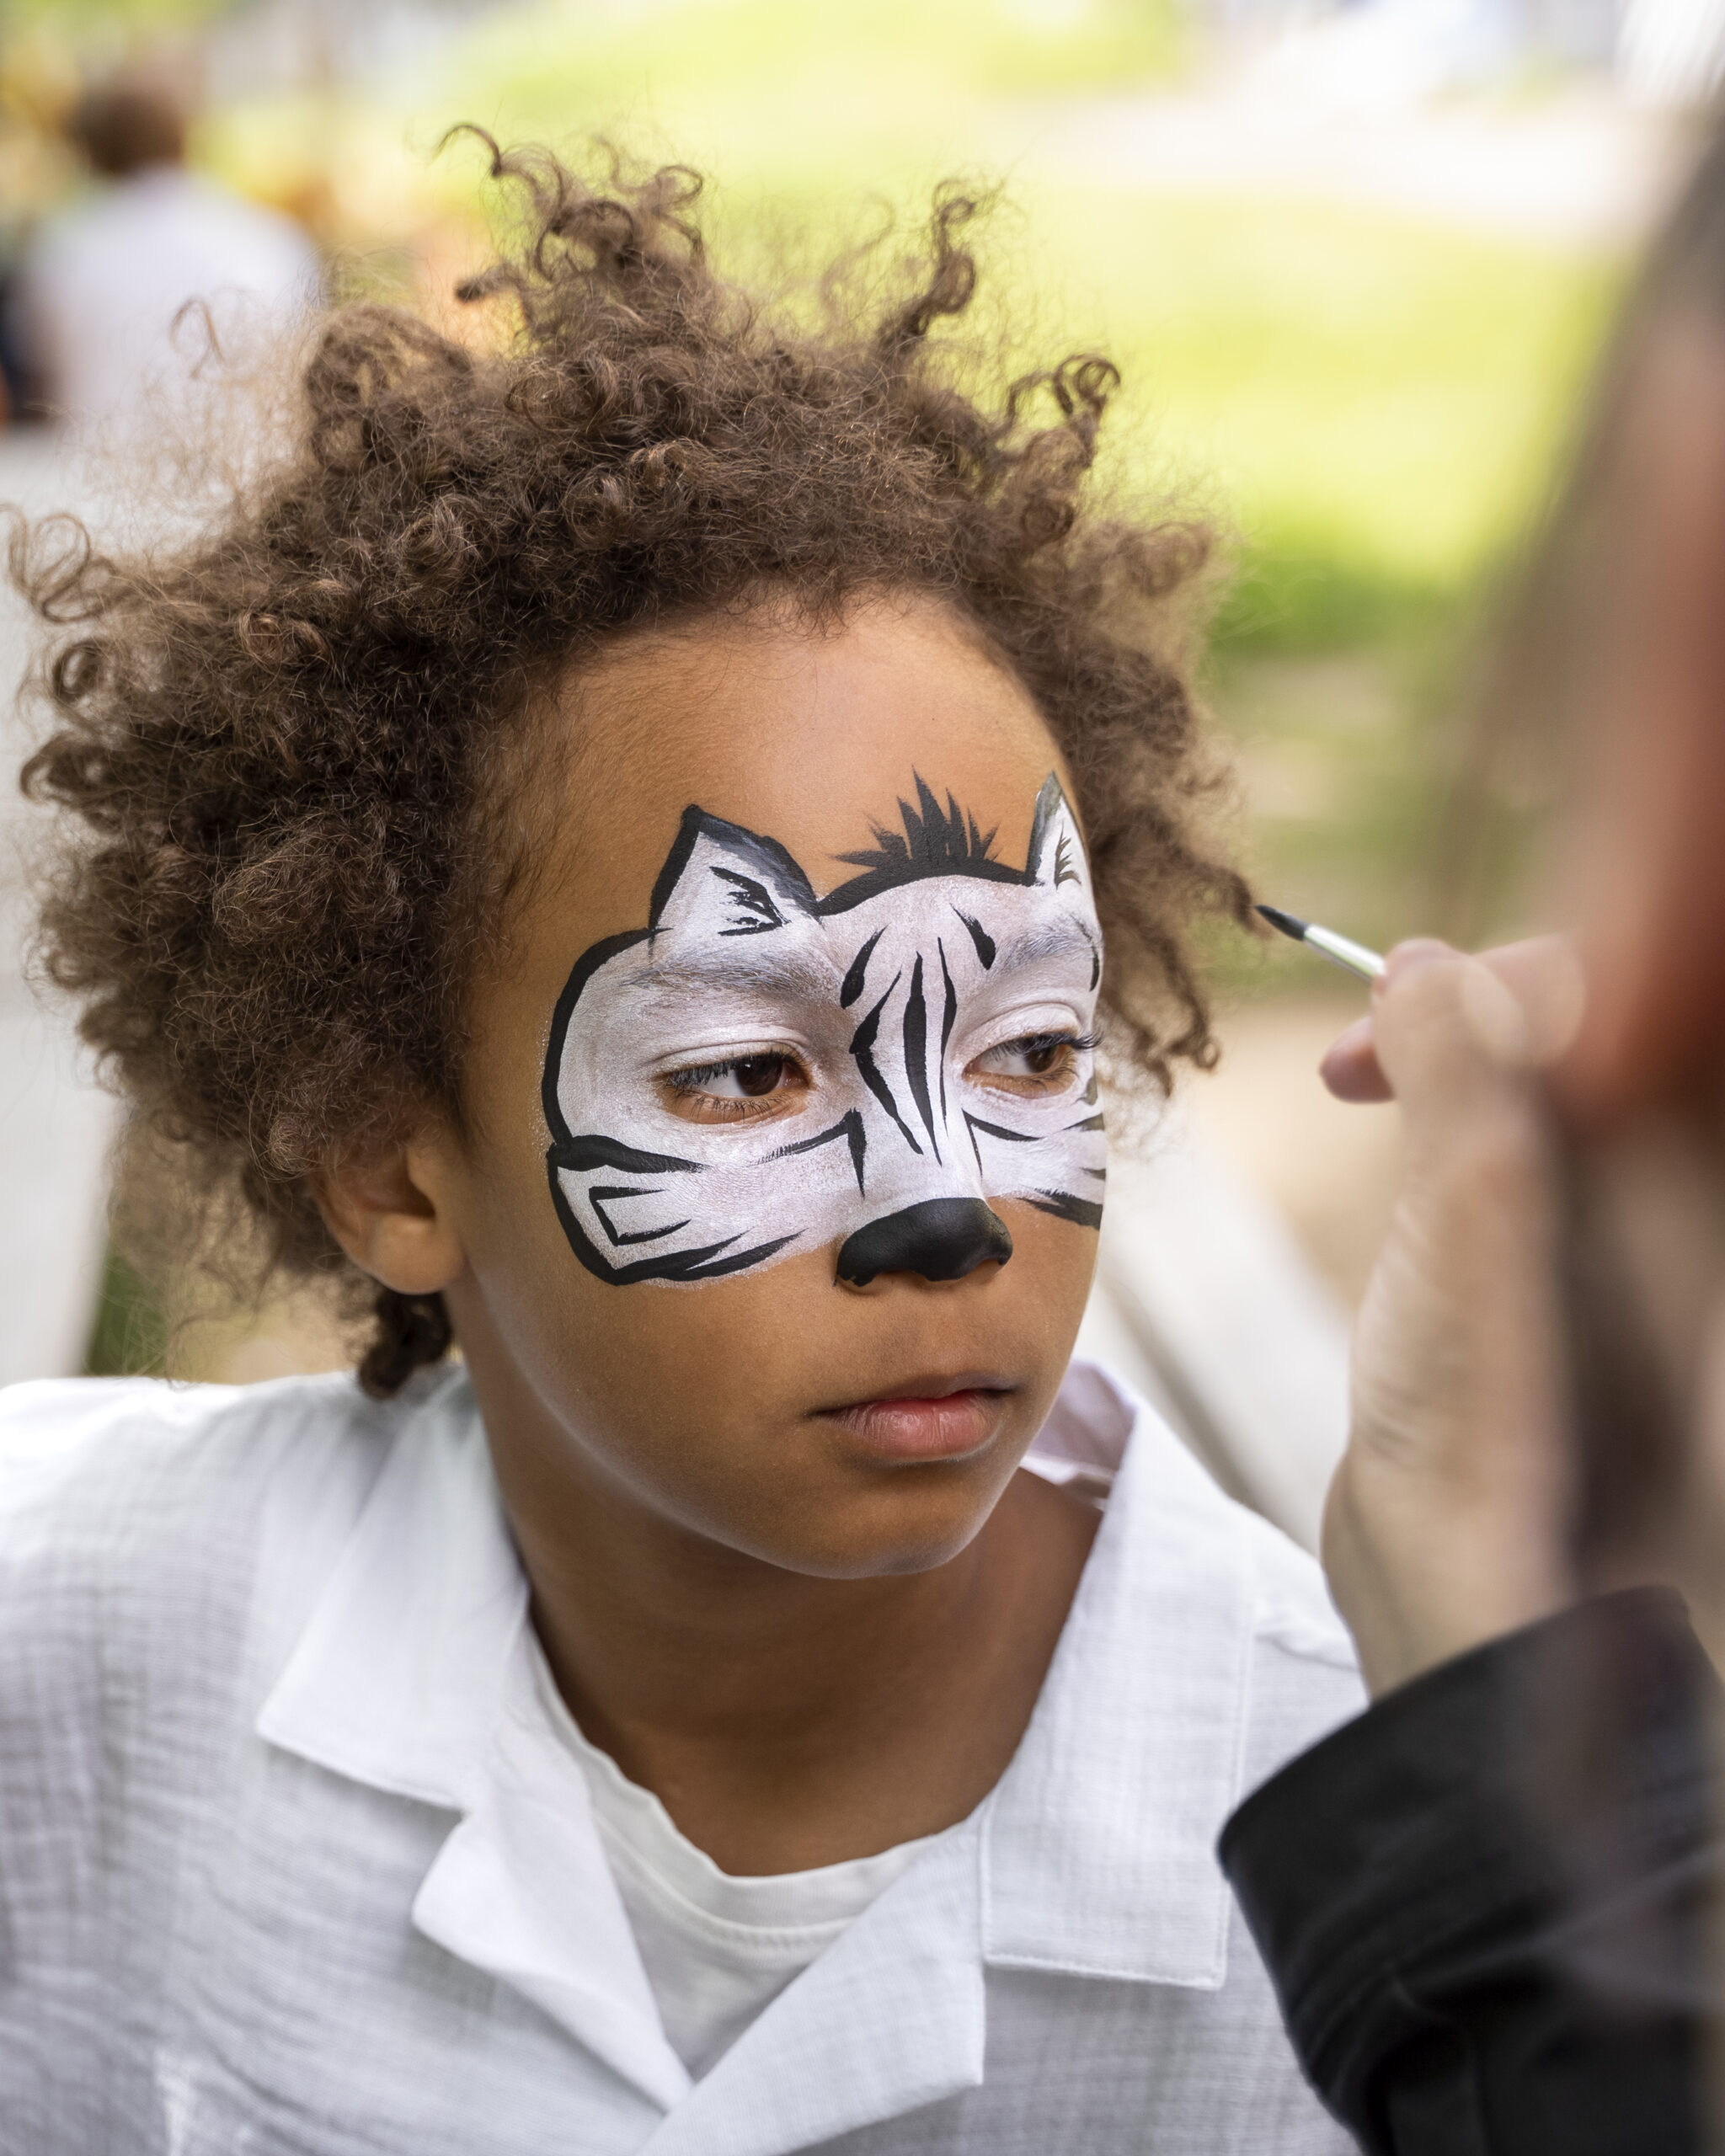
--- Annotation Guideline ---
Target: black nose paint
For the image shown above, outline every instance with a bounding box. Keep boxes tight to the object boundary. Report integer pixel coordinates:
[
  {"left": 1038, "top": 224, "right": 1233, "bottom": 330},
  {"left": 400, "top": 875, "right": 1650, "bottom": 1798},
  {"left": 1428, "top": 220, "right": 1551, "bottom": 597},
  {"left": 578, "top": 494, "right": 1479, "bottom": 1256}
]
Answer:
[{"left": 836, "top": 1198, "right": 1013, "bottom": 1287}]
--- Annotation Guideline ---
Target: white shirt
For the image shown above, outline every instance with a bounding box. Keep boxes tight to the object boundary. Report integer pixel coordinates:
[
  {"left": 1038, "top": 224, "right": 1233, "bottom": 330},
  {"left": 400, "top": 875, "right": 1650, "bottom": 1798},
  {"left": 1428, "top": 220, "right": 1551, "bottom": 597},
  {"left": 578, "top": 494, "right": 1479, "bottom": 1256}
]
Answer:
[
  {"left": 0, "top": 1358, "right": 1364, "bottom": 2155},
  {"left": 535, "top": 1646, "right": 948, "bottom": 2076},
  {"left": 10, "top": 165, "right": 319, "bottom": 431}
]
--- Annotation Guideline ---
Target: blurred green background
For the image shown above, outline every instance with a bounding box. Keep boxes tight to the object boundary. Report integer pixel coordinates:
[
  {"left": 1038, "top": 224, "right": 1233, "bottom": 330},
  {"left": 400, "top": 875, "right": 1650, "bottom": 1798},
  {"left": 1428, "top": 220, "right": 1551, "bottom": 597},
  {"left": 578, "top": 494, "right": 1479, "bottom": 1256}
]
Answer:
[
  {"left": 7, "top": 0, "right": 1626, "bottom": 966},
  {"left": 238, "top": 2, "right": 1621, "bottom": 968}
]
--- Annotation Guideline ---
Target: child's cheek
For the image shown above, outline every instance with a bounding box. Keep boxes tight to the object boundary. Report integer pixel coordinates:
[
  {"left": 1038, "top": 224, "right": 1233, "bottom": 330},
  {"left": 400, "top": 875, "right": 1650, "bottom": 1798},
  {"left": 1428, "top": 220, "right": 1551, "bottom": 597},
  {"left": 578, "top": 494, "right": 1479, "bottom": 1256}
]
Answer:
[{"left": 488, "top": 1209, "right": 1094, "bottom": 1577}]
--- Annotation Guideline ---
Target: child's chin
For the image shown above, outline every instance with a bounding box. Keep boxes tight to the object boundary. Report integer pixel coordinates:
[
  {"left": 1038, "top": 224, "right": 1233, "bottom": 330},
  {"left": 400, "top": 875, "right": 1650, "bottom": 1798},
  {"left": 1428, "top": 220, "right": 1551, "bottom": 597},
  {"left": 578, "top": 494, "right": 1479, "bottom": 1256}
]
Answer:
[{"left": 739, "top": 1485, "right": 1001, "bottom": 1582}]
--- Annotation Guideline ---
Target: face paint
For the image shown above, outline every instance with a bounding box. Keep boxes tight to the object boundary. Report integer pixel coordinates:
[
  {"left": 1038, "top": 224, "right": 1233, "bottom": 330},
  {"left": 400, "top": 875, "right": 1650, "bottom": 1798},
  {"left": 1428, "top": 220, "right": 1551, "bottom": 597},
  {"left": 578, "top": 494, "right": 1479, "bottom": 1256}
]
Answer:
[{"left": 542, "top": 773, "right": 1106, "bottom": 1286}]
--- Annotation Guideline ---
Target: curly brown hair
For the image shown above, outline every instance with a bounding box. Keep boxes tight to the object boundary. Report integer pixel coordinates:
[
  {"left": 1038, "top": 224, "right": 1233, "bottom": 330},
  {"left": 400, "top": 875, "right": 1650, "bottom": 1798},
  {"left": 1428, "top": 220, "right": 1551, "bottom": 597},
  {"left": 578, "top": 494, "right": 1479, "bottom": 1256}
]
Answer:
[{"left": 15, "top": 141, "right": 1251, "bottom": 1396}]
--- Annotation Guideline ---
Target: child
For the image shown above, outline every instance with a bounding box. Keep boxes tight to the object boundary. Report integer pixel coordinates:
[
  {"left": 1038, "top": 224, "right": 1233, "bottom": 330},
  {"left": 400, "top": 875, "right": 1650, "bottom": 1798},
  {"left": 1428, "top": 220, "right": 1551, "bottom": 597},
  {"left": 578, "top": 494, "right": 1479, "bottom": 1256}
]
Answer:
[{"left": 0, "top": 146, "right": 1361, "bottom": 2153}]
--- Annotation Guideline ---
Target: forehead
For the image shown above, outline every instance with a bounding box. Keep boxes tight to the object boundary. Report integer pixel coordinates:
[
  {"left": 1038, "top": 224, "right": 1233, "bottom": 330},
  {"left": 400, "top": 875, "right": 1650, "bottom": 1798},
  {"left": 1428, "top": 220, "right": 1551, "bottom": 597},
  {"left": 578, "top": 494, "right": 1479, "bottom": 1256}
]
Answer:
[{"left": 546, "top": 596, "right": 1068, "bottom": 941}]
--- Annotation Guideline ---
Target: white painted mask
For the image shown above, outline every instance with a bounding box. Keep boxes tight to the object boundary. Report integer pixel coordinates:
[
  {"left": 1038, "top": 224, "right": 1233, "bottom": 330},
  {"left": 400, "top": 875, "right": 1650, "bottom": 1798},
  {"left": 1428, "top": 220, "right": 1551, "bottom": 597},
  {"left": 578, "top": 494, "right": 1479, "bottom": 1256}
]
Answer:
[{"left": 542, "top": 774, "right": 1106, "bottom": 1286}]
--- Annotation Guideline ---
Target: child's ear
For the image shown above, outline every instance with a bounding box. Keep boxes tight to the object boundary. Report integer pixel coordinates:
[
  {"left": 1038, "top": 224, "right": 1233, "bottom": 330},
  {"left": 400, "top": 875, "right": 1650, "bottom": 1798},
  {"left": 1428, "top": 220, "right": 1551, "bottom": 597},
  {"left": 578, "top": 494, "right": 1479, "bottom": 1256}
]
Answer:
[{"left": 313, "top": 1132, "right": 466, "bottom": 1296}]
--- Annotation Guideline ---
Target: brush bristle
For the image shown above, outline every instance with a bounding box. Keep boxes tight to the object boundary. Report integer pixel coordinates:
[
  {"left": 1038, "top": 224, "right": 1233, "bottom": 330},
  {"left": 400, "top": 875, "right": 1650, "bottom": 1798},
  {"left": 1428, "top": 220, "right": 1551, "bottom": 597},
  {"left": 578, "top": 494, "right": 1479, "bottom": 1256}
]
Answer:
[{"left": 1255, "top": 904, "right": 1309, "bottom": 942}]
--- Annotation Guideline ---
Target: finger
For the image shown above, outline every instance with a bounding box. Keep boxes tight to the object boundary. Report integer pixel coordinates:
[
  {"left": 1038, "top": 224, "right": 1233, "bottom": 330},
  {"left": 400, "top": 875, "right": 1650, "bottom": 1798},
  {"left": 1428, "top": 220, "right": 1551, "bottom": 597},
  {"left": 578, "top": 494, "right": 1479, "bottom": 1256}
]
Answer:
[
  {"left": 1370, "top": 937, "right": 1584, "bottom": 1119},
  {"left": 1320, "top": 1016, "right": 1393, "bottom": 1102},
  {"left": 1471, "top": 937, "right": 1586, "bottom": 1068},
  {"left": 1369, "top": 940, "right": 1515, "bottom": 1131}
]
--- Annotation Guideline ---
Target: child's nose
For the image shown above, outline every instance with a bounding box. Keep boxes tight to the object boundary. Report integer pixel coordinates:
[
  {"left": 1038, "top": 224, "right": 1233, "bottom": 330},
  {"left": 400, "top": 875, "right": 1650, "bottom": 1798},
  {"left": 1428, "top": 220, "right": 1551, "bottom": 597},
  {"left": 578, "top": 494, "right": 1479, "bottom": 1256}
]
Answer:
[{"left": 834, "top": 1198, "right": 1012, "bottom": 1287}]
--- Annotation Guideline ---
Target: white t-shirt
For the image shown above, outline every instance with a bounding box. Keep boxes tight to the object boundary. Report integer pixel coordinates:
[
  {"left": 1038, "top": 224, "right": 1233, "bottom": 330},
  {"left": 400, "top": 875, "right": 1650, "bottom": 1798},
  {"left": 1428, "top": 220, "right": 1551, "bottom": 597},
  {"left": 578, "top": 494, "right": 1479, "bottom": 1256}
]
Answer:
[{"left": 532, "top": 1647, "right": 948, "bottom": 2077}]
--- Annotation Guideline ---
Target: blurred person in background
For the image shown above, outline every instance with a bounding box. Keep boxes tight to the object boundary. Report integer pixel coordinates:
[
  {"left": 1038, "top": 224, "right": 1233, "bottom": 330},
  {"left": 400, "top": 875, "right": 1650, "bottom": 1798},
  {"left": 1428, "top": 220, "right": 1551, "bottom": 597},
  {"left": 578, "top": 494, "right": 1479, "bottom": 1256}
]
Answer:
[
  {"left": 1219, "top": 106, "right": 1725, "bottom": 2156},
  {"left": 5, "top": 72, "right": 319, "bottom": 434}
]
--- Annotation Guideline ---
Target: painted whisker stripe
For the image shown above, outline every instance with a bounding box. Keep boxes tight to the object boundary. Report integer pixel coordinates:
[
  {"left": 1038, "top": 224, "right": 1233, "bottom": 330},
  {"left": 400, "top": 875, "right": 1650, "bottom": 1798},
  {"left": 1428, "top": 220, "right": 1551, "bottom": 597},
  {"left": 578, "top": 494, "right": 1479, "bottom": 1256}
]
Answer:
[
  {"left": 1026, "top": 1192, "right": 1105, "bottom": 1230},
  {"left": 547, "top": 1164, "right": 787, "bottom": 1285},
  {"left": 587, "top": 1187, "right": 692, "bottom": 1248},
  {"left": 954, "top": 909, "right": 996, "bottom": 969},
  {"left": 849, "top": 974, "right": 924, "bottom": 1157},
  {"left": 840, "top": 927, "right": 883, "bottom": 1010},
  {"left": 962, "top": 1107, "right": 1041, "bottom": 1177},
  {"left": 903, "top": 954, "right": 941, "bottom": 1161},
  {"left": 664, "top": 1232, "right": 801, "bottom": 1279},
  {"left": 937, "top": 939, "right": 957, "bottom": 1129},
  {"left": 771, "top": 1109, "right": 868, "bottom": 1196}
]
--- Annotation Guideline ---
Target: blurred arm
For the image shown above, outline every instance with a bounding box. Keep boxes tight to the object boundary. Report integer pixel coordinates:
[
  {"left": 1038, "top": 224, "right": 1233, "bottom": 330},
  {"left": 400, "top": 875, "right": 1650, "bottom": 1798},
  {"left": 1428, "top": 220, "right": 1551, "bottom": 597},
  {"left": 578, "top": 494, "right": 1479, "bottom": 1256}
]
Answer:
[{"left": 1221, "top": 1590, "right": 1717, "bottom": 2156}]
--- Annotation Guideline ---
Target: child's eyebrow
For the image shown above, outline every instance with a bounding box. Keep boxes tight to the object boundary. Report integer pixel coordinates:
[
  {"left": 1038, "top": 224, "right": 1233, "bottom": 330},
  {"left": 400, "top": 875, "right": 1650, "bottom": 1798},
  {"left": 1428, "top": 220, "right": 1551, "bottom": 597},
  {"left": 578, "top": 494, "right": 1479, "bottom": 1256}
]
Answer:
[
  {"left": 996, "top": 919, "right": 1099, "bottom": 974},
  {"left": 622, "top": 949, "right": 839, "bottom": 1000}
]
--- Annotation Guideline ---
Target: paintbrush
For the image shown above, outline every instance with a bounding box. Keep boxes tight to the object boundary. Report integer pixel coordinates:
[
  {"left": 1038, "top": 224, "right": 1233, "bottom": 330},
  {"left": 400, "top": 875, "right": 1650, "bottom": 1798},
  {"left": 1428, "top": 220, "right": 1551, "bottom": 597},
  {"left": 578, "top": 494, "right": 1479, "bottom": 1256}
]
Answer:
[{"left": 1256, "top": 904, "right": 1386, "bottom": 983}]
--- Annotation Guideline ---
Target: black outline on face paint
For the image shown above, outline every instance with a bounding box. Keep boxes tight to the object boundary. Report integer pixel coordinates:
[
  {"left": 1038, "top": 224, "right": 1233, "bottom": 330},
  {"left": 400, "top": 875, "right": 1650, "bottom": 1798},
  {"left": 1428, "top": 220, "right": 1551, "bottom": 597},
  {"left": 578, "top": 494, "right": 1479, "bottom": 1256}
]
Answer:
[{"left": 542, "top": 771, "right": 1103, "bottom": 1286}]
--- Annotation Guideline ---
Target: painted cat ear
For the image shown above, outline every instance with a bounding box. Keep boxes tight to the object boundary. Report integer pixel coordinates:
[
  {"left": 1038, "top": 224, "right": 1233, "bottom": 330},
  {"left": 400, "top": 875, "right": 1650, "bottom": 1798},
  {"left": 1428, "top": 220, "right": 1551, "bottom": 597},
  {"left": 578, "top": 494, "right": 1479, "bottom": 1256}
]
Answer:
[
  {"left": 1023, "top": 775, "right": 1092, "bottom": 900},
  {"left": 647, "top": 810, "right": 820, "bottom": 942}
]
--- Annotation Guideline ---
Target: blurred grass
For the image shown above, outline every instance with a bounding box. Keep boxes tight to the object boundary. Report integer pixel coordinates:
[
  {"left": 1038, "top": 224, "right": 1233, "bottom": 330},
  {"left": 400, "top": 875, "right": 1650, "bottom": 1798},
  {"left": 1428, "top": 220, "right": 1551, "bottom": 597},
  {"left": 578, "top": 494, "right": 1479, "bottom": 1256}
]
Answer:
[
  {"left": 451, "top": 0, "right": 1190, "bottom": 107},
  {"left": 84, "top": 1245, "right": 166, "bottom": 1379}
]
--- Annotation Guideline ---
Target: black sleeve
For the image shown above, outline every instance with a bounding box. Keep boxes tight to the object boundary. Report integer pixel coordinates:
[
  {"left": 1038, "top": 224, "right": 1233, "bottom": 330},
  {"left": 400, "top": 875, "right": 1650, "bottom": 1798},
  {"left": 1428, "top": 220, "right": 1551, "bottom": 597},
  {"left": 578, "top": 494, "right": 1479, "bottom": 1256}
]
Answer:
[{"left": 1219, "top": 1590, "right": 1720, "bottom": 2156}]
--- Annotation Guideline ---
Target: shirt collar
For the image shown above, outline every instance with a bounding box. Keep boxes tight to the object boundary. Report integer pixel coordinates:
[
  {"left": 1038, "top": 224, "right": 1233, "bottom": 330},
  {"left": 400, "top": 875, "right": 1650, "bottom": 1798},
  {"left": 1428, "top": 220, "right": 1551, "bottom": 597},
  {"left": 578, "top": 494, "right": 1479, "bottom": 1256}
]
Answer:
[
  {"left": 255, "top": 1366, "right": 692, "bottom": 2109},
  {"left": 256, "top": 1355, "right": 1251, "bottom": 2082},
  {"left": 989, "top": 1359, "right": 1252, "bottom": 1988},
  {"left": 255, "top": 1364, "right": 527, "bottom": 1812}
]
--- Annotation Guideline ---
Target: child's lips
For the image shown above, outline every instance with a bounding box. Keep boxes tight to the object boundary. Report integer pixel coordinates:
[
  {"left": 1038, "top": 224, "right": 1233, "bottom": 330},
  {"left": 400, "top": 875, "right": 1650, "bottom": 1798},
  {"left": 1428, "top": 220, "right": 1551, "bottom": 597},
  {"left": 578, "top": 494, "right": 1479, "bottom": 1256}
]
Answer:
[{"left": 819, "top": 1372, "right": 1012, "bottom": 1461}]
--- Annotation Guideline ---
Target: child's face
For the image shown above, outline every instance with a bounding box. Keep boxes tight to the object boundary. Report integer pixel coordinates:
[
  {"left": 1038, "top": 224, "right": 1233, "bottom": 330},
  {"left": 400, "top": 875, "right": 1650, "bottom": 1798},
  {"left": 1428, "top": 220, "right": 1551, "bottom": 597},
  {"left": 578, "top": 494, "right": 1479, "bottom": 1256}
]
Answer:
[{"left": 440, "top": 596, "right": 1104, "bottom": 1577}]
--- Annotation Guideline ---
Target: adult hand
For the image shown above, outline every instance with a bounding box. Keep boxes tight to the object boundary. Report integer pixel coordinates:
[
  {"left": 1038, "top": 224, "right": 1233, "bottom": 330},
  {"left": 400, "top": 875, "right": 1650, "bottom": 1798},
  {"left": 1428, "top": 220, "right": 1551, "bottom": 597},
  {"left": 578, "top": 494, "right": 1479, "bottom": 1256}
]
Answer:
[{"left": 1317, "top": 939, "right": 1587, "bottom": 1694}]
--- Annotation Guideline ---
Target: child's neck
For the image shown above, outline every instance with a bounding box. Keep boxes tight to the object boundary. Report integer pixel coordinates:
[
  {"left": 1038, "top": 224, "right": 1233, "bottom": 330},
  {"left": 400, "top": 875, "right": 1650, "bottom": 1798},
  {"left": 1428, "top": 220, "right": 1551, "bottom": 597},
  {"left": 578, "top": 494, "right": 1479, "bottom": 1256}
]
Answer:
[{"left": 463, "top": 1340, "right": 1099, "bottom": 1876}]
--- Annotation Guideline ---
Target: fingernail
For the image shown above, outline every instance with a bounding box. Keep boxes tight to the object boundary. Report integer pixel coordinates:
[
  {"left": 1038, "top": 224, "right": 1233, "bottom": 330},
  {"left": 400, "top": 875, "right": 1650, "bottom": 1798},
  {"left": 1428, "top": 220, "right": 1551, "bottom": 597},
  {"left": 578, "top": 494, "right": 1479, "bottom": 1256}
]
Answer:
[
  {"left": 1460, "top": 963, "right": 1533, "bottom": 1067},
  {"left": 1375, "top": 938, "right": 1453, "bottom": 990}
]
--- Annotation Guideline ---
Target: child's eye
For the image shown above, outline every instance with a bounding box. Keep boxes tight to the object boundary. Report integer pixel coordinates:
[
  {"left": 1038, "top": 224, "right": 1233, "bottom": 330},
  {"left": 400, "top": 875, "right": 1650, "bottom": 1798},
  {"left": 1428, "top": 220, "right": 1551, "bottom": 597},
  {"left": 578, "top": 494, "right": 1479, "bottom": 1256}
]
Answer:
[
  {"left": 967, "top": 1032, "right": 1093, "bottom": 1096},
  {"left": 661, "top": 1053, "right": 809, "bottom": 1123}
]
